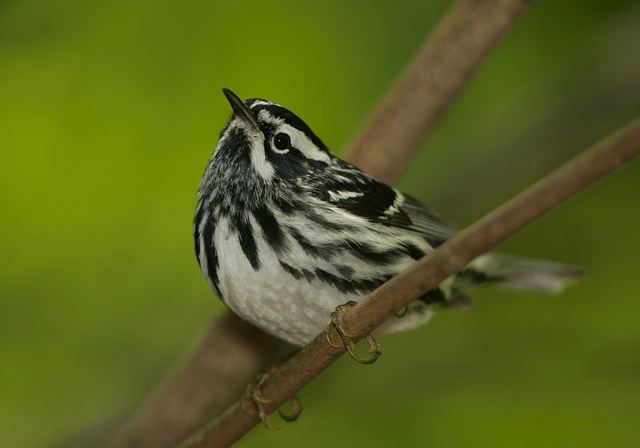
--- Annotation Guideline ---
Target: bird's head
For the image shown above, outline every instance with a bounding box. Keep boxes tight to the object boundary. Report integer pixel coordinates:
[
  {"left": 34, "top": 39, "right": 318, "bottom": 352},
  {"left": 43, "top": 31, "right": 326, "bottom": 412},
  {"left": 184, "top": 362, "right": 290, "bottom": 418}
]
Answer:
[{"left": 207, "top": 89, "right": 332, "bottom": 189}]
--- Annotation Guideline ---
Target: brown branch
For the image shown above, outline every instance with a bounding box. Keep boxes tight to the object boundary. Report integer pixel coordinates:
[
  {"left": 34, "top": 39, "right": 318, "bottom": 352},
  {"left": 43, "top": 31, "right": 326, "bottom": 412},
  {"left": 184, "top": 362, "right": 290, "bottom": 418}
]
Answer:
[
  {"left": 345, "top": 0, "right": 529, "bottom": 182},
  {"left": 112, "top": 313, "right": 281, "bottom": 448},
  {"left": 179, "top": 120, "right": 640, "bottom": 448},
  {"left": 112, "top": 1, "right": 529, "bottom": 447}
]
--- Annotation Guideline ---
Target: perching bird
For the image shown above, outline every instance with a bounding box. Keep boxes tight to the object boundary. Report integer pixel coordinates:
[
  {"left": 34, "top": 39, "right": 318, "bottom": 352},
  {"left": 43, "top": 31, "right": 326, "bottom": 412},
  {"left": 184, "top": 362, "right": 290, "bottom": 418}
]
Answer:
[{"left": 194, "top": 89, "right": 583, "bottom": 350}]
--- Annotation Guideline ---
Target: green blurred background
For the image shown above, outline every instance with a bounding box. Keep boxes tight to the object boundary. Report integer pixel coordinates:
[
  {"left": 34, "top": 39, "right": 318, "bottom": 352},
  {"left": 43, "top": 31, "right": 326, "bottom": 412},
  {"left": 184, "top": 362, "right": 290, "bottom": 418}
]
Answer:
[{"left": 1, "top": 0, "right": 639, "bottom": 447}]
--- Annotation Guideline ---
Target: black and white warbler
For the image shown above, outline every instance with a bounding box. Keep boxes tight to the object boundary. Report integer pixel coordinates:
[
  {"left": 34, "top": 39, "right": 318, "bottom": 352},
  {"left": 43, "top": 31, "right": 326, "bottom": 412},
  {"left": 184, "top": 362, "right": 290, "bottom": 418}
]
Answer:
[{"left": 194, "top": 89, "right": 583, "bottom": 348}]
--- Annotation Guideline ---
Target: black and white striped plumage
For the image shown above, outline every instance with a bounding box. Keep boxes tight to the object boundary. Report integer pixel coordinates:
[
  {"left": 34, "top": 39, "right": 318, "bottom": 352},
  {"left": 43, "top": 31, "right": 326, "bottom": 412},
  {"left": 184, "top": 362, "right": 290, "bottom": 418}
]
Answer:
[{"left": 194, "top": 89, "right": 582, "bottom": 346}]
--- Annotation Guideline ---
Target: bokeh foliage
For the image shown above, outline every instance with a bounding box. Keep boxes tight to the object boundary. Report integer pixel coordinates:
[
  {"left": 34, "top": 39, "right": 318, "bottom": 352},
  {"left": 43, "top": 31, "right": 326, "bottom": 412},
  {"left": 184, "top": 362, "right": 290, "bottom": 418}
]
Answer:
[{"left": 1, "top": 1, "right": 639, "bottom": 447}]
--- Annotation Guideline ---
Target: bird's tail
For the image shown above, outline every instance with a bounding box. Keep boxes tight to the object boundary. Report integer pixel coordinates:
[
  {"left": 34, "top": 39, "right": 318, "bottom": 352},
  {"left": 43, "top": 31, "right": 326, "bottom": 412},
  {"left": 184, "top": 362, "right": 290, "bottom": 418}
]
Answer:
[{"left": 457, "top": 253, "right": 585, "bottom": 295}]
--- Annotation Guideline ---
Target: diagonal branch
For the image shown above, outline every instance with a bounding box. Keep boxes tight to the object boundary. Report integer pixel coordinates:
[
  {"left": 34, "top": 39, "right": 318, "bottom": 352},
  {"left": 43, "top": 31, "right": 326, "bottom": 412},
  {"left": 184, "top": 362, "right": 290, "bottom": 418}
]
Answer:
[
  {"left": 345, "top": 0, "right": 529, "bottom": 182},
  {"left": 112, "top": 1, "right": 530, "bottom": 447},
  {"left": 112, "top": 313, "right": 282, "bottom": 448},
  {"left": 179, "top": 119, "right": 640, "bottom": 448}
]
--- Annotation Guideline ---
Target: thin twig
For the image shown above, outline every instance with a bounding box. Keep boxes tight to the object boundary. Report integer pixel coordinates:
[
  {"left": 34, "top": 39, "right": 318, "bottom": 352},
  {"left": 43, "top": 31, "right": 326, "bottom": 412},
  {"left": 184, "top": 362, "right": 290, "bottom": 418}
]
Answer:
[
  {"left": 178, "top": 120, "right": 640, "bottom": 448},
  {"left": 112, "top": 1, "right": 530, "bottom": 446}
]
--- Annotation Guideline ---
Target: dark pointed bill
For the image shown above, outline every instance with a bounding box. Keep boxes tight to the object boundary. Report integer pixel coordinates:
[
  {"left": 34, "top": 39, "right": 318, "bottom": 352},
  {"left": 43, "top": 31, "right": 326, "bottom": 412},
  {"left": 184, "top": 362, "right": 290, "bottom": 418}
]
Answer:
[{"left": 222, "top": 88, "right": 260, "bottom": 132}]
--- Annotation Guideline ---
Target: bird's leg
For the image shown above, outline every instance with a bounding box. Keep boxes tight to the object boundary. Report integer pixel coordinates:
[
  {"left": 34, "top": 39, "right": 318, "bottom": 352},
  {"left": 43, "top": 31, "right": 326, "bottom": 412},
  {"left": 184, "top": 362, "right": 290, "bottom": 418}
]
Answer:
[
  {"left": 326, "top": 300, "right": 382, "bottom": 365},
  {"left": 241, "top": 364, "right": 303, "bottom": 431}
]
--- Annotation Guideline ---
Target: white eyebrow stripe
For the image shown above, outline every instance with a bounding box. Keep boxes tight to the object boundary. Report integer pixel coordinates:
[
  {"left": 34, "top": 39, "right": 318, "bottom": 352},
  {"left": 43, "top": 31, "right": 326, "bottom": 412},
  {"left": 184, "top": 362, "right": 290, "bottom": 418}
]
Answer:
[
  {"left": 287, "top": 124, "right": 331, "bottom": 162},
  {"left": 250, "top": 100, "right": 275, "bottom": 108},
  {"left": 257, "top": 109, "right": 284, "bottom": 125}
]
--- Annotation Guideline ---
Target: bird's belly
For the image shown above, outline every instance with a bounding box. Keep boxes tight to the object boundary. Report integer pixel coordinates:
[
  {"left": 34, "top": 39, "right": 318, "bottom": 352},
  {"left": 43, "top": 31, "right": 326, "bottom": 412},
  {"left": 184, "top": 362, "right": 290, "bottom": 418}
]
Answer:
[
  {"left": 214, "top": 222, "right": 357, "bottom": 346},
  {"left": 211, "top": 216, "right": 436, "bottom": 346},
  {"left": 220, "top": 264, "right": 348, "bottom": 346}
]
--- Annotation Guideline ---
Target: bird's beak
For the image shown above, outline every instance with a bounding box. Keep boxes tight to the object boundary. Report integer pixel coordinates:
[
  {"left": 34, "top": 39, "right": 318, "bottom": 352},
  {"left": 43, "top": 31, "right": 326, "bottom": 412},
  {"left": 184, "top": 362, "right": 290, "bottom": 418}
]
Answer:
[{"left": 222, "top": 88, "right": 260, "bottom": 133}]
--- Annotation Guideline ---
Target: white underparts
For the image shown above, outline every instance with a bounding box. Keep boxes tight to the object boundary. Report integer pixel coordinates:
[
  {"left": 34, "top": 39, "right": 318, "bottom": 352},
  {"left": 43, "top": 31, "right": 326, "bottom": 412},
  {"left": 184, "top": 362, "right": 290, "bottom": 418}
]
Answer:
[{"left": 211, "top": 200, "right": 436, "bottom": 346}]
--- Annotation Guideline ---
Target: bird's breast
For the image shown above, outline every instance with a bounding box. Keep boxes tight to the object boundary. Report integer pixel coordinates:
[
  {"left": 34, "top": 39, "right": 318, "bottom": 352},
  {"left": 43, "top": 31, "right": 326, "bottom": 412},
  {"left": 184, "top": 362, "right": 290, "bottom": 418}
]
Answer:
[{"left": 213, "top": 215, "right": 348, "bottom": 346}]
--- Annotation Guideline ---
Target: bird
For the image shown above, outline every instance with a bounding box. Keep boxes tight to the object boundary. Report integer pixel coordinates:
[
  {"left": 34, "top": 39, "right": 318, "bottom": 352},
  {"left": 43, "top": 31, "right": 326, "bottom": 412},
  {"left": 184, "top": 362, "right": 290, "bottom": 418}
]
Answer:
[{"left": 194, "top": 88, "right": 583, "bottom": 354}]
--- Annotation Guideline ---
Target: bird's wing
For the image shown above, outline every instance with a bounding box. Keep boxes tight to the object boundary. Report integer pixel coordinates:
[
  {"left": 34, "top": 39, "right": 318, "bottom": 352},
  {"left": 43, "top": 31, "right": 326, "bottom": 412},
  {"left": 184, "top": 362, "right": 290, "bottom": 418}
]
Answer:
[{"left": 309, "top": 164, "right": 455, "bottom": 247}]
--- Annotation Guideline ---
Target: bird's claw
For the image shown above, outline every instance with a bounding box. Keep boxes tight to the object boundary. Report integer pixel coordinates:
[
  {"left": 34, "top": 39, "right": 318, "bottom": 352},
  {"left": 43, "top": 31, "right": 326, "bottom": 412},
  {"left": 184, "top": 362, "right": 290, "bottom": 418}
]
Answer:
[
  {"left": 277, "top": 395, "right": 303, "bottom": 422},
  {"left": 326, "top": 300, "right": 382, "bottom": 365},
  {"left": 241, "top": 368, "right": 277, "bottom": 431},
  {"left": 241, "top": 366, "right": 303, "bottom": 431}
]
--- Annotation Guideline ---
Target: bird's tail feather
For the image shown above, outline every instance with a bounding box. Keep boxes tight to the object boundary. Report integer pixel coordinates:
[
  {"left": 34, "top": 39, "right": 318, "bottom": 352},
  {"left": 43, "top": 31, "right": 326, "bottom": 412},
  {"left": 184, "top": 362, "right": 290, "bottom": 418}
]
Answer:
[{"left": 464, "top": 254, "right": 585, "bottom": 295}]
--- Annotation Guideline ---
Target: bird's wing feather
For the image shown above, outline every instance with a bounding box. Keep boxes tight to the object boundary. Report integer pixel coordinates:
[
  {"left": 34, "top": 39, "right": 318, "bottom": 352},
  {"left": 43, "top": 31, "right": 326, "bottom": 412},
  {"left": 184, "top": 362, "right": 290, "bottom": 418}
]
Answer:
[
  {"left": 398, "top": 194, "right": 456, "bottom": 245},
  {"left": 309, "top": 164, "right": 455, "bottom": 247}
]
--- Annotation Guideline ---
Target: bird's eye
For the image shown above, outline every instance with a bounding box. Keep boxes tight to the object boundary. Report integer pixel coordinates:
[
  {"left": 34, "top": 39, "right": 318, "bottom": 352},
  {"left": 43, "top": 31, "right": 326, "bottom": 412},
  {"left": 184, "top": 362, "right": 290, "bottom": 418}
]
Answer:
[{"left": 273, "top": 133, "right": 291, "bottom": 151}]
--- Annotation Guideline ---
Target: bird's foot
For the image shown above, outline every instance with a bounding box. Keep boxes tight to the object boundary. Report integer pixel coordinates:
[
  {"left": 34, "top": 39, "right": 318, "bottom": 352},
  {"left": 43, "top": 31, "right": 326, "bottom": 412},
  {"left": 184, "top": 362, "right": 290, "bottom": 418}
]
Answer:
[
  {"left": 326, "top": 300, "right": 382, "bottom": 365},
  {"left": 241, "top": 365, "right": 303, "bottom": 431}
]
